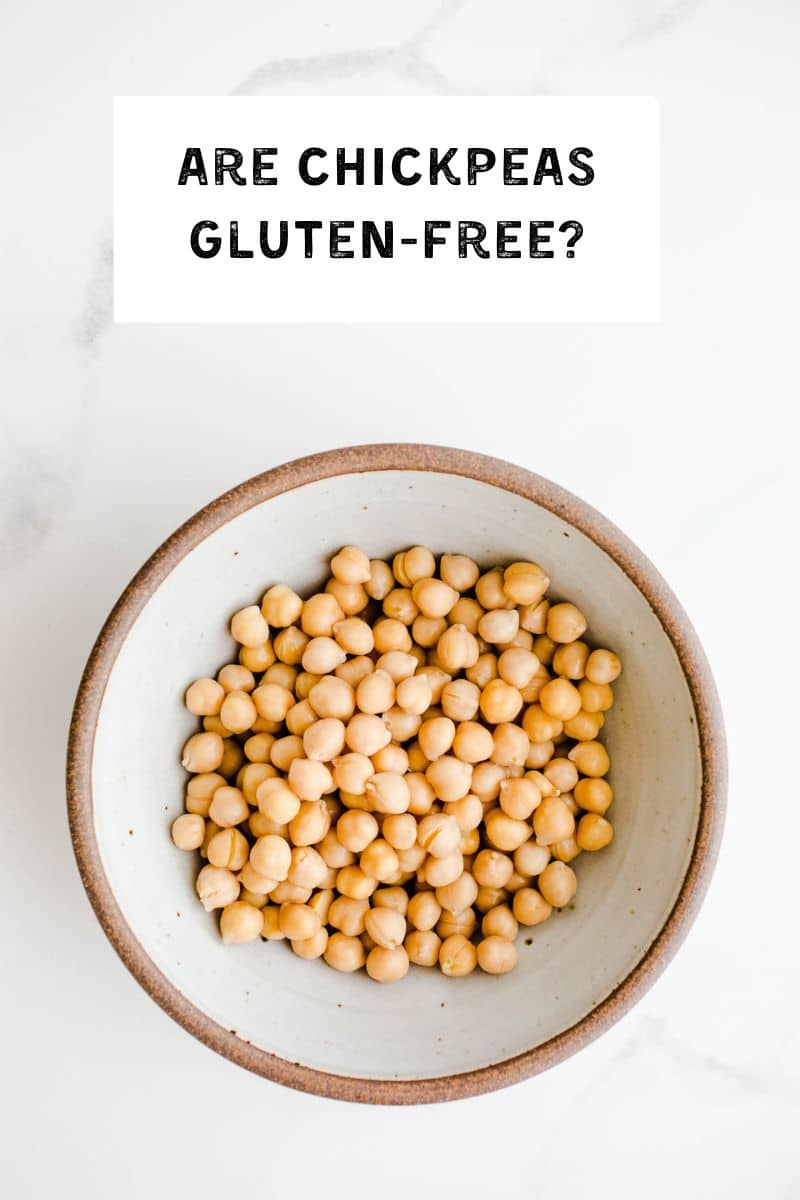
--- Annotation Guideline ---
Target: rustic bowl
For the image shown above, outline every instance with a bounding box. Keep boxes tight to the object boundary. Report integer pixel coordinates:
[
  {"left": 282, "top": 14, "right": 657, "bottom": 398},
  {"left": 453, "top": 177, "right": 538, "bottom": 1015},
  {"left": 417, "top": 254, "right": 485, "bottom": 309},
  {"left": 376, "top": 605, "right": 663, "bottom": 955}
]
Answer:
[{"left": 67, "top": 444, "right": 725, "bottom": 1103}]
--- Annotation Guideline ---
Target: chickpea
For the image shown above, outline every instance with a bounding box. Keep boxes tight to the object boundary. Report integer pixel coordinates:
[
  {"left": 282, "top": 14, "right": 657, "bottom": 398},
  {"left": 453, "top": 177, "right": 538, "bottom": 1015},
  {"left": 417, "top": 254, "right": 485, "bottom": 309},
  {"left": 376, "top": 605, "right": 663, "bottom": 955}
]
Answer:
[
  {"left": 418, "top": 716, "right": 455, "bottom": 762},
  {"left": 239, "top": 888, "right": 268, "bottom": 909},
  {"left": 366, "top": 945, "right": 410, "bottom": 983},
  {"left": 401, "top": 773, "right": 432, "bottom": 817},
  {"left": 250, "top": 683, "right": 292, "bottom": 724},
  {"left": 538, "top": 861, "right": 577, "bottom": 907},
  {"left": 240, "top": 641, "right": 276, "bottom": 673},
  {"left": 482, "top": 904, "right": 518, "bottom": 941},
  {"left": 440, "top": 554, "right": 480, "bottom": 592},
  {"left": 185, "top": 678, "right": 225, "bottom": 718},
  {"left": 404, "top": 891, "right": 440, "bottom": 933},
  {"left": 287, "top": 845, "right": 328, "bottom": 889},
  {"left": 484, "top": 809, "right": 531, "bottom": 852},
  {"left": 577, "top": 813, "right": 614, "bottom": 851},
  {"left": 185, "top": 772, "right": 225, "bottom": 816},
  {"left": 467, "top": 652, "right": 499, "bottom": 690},
  {"left": 216, "top": 664, "right": 253, "bottom": 693},
  {"left": 491, "top": 723, "right": 530, "bottom": 767},
  {"left": 373, "top": 618, "right": 412, "bottom": 654},
  {"left": 546, "top": 602, "right": 588, "bottom": 644},
  {"left": 254, "top": 777, "right": 298, "bottom": 824},
  {"left": 525, "top": 740, "right": 554, "bottom": 769},
  {"left": 499, "top": 777, "right": 541, "bottom": 820},
  {"left": 513, "top": 887, "right": 553, "bottom": 925},
  {"left": 360, "top": 839, "right": 400, "bottom": 882},
  {"left": 437, "top": 624, "right": 480, "bottom": 673},
  {"left": 436, "top": 872, "right": 478, "bottom": 915},
  {"left": 249, "top": 834, "right": 291, "bottom": 882},
  {"left": 475, "top": 568, "right": 513, "bottom": 611},
  {"left": 478, "top": 608, "right": 520, "bottom": 645},
  {"left": 574, "top": 777, "right": 613, "bottom": 815},
  {"left": 239, "top": 860, "right": 278, "bottom": 895},
  {"left": 330, "top": 545, "right": 371, "bottom": 585},
  {"left": 551, "top": 835, "right": 582, "bottom": 863},
  {"left": 526, "top": 769, "right": 558, "bottom": 798},
  {"left": 302, "top": 717, "right": 346, "bottom": 763},
  {"left": 577, "top": 680, "right": 615, "bottom": 714},
  {"left": 426, "top": 756, "right": 473, "bottom": 803},
  {"left": 415, "top": 813, "right": 459, "bottom": 858},
  {"left": 324, "top": 931, "right": 366, "bottom": 972},
  {"left": 437, "top": 679, "right": 479, "bottom": 725},
  {"left": 564, "top": 709, "right": 605, "bottom": 742},
  {"left": 443, "top": 793, "right": 482, "bottom": 833},
  {"left": 269, "top": 734, "right": 304, "bottom": 774},
  {"left": 365, "top": 907, "right": 406, "bottom": 950},
  {"left": 362, "top": 772, "right": 408, "bottom": 815},
  {"left": 376, "top": 652, "right": 418, "bottom": 685},
  {"left": 495, "top": 648, "right": 537, "bottom": 691},
  {"left": 289, "top": 800, "right": 329, "bottom": 846},
  {"left": 242, "top": 733, "right": 273, "bottom": 765},
  {"left": 220, "top": 901, "right": 264, "bottom": 944},
  {"left": 532, "top": 796, "right": 575, "bottom": 846},
  {"left": 171, "top": 813, "right": 205, "bottom": 851},
  {"left": 207, "top": 828, "right": 249, "bottom": 871},
  {"left": 477, "top": 935, "right": 518, "bottom": 975},
  {"left": 301, "top": 592, "right": 344, "bottom": 636},
  {"left": 532, "top": 635, "right": 557, "bottom": 666},
  {"left": 543, "top": 757, "right": 579, "bottom": 793},
  {"left": 396, "top": 675, "right": 433, "bottom": 716},
  {"left": 326, "top": 577, "right": 368, "bottom": 616},
  {"left": 208, "top": 786, "right": 248, "bottom": 828},
  {"left": 273, "top": 626, "right": 308, "bottom": 666},
  {"left": 501, "top": 559, "right": 549, "bottom": 605},
  {"left": 230, "top": 605, "right": 269, "bottom": 649},
  {"left": 471, "top": 849, "right": 512, "bottom": 889},
  {"left": 337, "top": 810, "right": 379, "bottom": 853},
  {"left": 366, "top": 559, "right": 394, "bottom": 601},
  {"left": 411, "top": 578, "right": 459, "bottom": 620},
  {"left": 539, "top": 677, "right": 582, "bottom": 721},
  {"left": 271, "top": 880, "right": 312, "bottom": 904},
  {"left": 585, "top": 648, "right": 622, "bottom": 684},
  {"left": 279, "top": 903, "right": 321, "bottom": 941},
  {"left": 406, "top": 929, "right": 442, "bottom": 966},
  {"left": 452, "top": 721, "right": 493, "bottom": 764},
  {"left": 292, "top": 926, "right": 329, "bottom": 959},
  {"left": 382, "top": 812, "right": 417, "bottom": 851},
  {"left": 218, "top": 739, "right": 245, "bottom": 780},
  {"left": 329, "top": 895, "right": 370, "bottom": 937},
  {"left": 181, "top": 731, "right": 224, "bottom": 774},
  {"left": 518, "top": 598, "right": 549, "bottom": 635},
  {"left": 259, "top": 584, "right": 301, "bottom": 628},
  {"left": 552, "top": 641, "right": 589, "bottom": 680},
  {"left": 412, "top": 615, "right": 448, "bottom": 648},
  {"left": 196, "top": 865, "right": 240, "bottom": 911},
  {"left": 301, "top": 636, "right": 346, "bottom": 675},
  {"left": 382, "top": 587, "right": 417, "bottom": 625},
  {"left": 568, "top": 740, "right": 610, "bottom": 777},
  {"left": 334, "top": 660, "right": 373, "bottom": 694},
  {"left": 425, "top": 850, "right": 464, "bottom": 888},
  {"left": 345, "top": 719, "right": 392, "bottom": 767},
  {"left": 464, "top": 765, "right": 502, "bottom": 807},
  {"left": 261, "top": 906, "right": 285, "bottom": 939},
  {"left": 514, "top": 840, "right": 551, "bottom": 877},
  {"left": 370, "top": 887, "right": 408, "bottom": 917},
  {"left": 317, "top": 830, "right": 355, "bottom": 870},
  {"left": 447, "top": 597, "right": 483, "bottom": 635},
  {"left": 382, "top": 706, "right": 422, "bottom": 743},
  {"left": 337, "top": 865, "right": 377, "bottom": 900},
  {"left": 439, "top": 934, "right": 477, "bottom": 977},
  {"left": 479, "top": 679, "right": 523, "bottom": 724},
  {"left": 522, "top": 704, "right": 563, "bottom": 743}
]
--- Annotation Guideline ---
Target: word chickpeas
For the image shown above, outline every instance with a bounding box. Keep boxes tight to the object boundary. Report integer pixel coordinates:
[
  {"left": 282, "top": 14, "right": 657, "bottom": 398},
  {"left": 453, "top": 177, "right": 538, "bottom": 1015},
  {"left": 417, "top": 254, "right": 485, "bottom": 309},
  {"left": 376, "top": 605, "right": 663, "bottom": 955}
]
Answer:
[{"left": 174, "top": 547, "right": 621, "bottom": 982}]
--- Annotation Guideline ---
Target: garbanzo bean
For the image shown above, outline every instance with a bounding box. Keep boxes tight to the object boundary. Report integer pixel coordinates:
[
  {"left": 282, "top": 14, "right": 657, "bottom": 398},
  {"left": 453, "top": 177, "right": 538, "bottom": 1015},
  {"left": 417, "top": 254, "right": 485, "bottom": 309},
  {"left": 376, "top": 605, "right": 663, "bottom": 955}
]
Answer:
[
  {"left": 436, "top": 872, "right": 478, "bottom": 914},
  {"left": 481, "top": 904, "right": 518, "bottom": 941},
  {"left": 513, "top": 887, "right": 552, "bottom": 925},
  {"left": 477, "top": 935, "right": 518, "bottom": 974},
  {"left": 196, "top": 865, "right": 240, "bottom": 911},
  {"left": 324, "top": 931, "right": 366, "bottom": 972},
  {"left": 279, "top": 903, "right": 321, "bottom": 941},
  {"left": 568, "top": 740, "right": 610, "bottom": 777},
  {"left": 439, "top": 934, "right": 477, "bottom": 977},
  {"left": 171, "top": 813, "right": 206, "bottom": 851},
  {"left": 181, "top": 731, "right": 224, "bottom": 774},
  {"left": 261, "top": 905, "right": 285, "bottom": 939},
  {"left": 206, "top": 828, "right": 249, "bottom": 870},
  {"left": 220, "top": 901, "right": 264, "bottom": 944},
  {"left": 405, "top": 929, "right": 442, "bottom": 966},
  {"left": 479, "top": 679, "right": 523, "bottom": 724},
  {"left": 231, "top": 605, "right": 269, "bottom": 649},
  {"left": 473, "top": 848, "right": 514, "bottom": 889},
  {"left": 366, "top": 944, "right": 410, "bottom": 983},
  {"left": 574, "top": 777, "right": 613, "bottom": 815},
  {"left": 437, "top": 624, "right": 480, "bottom": 673},
  {"left": 327, "top": 578, "right": 368, "bottom": 616},
  {"left": 185, "top": 678, "right": 225, "bottom": 717},
  {"left": 440, "top": 554, "right": 479, "bottom": 592},
  {"left": 577, "top": 813, "right": 614, "bottom": 851},
  {"left": 331, "top": 545, "right": 371, "bottom": 585},
  {"left": 499, "top": 777, "right": 541, "bottom": 820},
  {"left": 382, "top": 812, "right": 418, "bottom": 850},
  {"left": 208, "top": 786, "right": 248, "bottom": 828},
  {"left": 364, "top": 906, "right": 406, "bottom": 949},
  {"left": 532, "top": 796, "right": 575, "bottom": 846},
  {"left": 538, "top": 861, "right": 577, "bottom": 907}
]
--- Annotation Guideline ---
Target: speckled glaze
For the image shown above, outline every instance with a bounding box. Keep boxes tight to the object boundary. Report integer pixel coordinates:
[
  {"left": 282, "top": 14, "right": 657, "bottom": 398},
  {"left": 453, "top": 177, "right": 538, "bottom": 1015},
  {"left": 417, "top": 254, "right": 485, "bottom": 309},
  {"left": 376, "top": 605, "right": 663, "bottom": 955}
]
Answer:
[{"left": 67, "top": 445, "right": 726, "bottom": 1104}]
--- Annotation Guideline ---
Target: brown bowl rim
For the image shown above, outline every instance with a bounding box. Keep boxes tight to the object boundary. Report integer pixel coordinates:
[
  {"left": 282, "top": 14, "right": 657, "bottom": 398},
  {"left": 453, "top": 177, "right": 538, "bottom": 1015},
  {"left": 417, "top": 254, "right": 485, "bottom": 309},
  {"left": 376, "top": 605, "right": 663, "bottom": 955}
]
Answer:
[{"left": 67, "top": 443, "right": 726, "bottom": 1104}]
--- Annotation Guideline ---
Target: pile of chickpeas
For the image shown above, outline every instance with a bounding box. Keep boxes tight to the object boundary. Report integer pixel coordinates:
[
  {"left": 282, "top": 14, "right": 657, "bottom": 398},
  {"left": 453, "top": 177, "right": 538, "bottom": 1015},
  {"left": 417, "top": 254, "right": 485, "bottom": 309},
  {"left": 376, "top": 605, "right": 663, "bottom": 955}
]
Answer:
[{"left": 172, "top": 546, "right": 620, "bottom": 983}]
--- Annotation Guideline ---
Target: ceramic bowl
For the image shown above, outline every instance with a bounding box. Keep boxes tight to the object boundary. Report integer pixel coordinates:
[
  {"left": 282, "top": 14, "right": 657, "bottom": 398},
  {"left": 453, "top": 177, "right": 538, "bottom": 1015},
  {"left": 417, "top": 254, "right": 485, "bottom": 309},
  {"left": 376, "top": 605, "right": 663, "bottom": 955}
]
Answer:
[{"left": 67, "top": 445, "right": 725, "bottom": 1103}]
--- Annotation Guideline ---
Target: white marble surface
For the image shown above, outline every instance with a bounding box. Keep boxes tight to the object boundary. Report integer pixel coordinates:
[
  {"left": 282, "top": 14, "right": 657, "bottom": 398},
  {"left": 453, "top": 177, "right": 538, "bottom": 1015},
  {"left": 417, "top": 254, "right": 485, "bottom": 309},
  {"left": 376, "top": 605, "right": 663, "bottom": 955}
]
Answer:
[{"left": 1, "top": 0, "right": 798, "bottom": 1195}]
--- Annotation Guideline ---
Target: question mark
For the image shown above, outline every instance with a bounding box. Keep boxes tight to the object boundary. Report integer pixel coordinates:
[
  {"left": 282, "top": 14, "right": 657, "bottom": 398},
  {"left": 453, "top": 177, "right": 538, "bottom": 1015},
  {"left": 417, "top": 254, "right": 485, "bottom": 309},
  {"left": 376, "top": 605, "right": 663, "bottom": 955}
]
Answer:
[{"left": 559, "top": 221, "right": 583, "bottom": 259}]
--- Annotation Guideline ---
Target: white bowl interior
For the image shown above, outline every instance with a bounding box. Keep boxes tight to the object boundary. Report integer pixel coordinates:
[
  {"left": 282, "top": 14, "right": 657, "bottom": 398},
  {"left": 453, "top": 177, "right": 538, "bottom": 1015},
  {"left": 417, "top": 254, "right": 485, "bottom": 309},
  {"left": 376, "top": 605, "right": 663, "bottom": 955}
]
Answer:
[{"left": 92, "top": 470, "right": 701, "bottom": 1081}]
